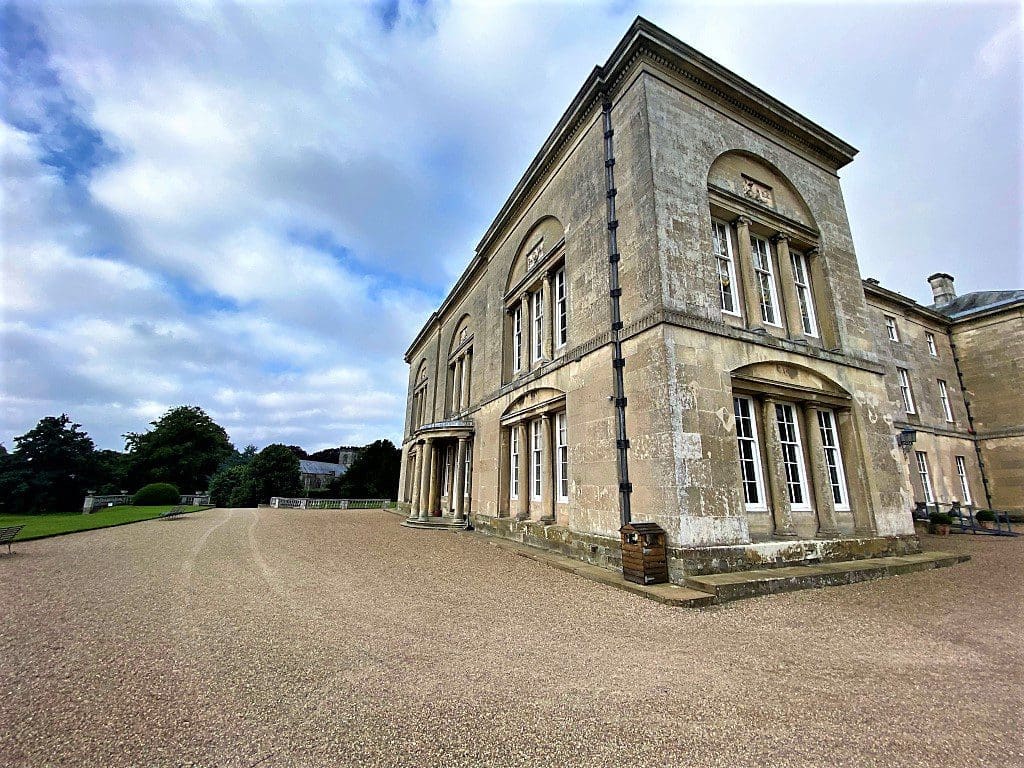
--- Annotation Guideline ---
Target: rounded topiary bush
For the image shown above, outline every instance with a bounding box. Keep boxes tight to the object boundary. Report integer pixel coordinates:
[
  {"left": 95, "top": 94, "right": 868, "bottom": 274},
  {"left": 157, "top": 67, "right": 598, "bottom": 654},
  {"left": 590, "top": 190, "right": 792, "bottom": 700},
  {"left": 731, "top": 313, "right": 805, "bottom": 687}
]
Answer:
[
  {"left": 974, "top": 509, "right": 996, "bottom": 522},
  {"left": 133, "top": 482, "right": 181, "bottom": 506}
]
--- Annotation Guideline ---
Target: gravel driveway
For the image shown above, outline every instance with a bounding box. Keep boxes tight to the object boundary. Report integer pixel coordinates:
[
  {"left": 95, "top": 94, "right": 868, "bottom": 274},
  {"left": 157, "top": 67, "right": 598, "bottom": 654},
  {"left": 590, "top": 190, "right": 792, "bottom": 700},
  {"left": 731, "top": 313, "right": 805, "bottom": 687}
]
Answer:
[{"left": 1, "top": 507, "right": 1021, "bottom": 767}]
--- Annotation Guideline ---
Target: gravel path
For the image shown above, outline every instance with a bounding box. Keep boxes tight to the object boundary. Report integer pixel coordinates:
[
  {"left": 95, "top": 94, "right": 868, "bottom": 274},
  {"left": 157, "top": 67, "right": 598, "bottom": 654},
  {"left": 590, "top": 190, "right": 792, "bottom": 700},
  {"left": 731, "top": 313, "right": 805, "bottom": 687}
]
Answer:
[{"left": 1, "top": 508, "right": 1021, "bottom": 767}]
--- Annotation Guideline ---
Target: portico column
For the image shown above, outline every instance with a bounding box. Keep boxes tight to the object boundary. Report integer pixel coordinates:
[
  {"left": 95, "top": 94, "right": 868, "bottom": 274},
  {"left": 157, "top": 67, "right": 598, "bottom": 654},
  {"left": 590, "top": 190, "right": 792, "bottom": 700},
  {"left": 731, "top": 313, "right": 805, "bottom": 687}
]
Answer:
[
  {"left": 418, "top": 438, "right": 434, "bottom": 521},
  {"left": 464, "top": 440, "right": 473, "bottom": 516},
  {"left": 773, "top": 234, "right": 804, "bottom": 341},
  {"left": 427, "top": 440, "right": 441, "bottom": 518},
  {"left": 734, "top": 216, "right": 763, "bottom": 331},
  {"left": 453, "top": 437, "right": 468, "bottom": 522},
  {"left": 517, "top": 421, "right": 530, "bottom": 520},
  {"left": 409, "top": 446, "right": 422, "bottom": 518},
  {"left": 520, "top": 294, "right": 531, "bottom": 371},
  {"left": 539, "top": 414, "right": 554, "bottom": 521},
  {"left": 761, "top": 397, "right": 798, "bottom": 537},
  {"left": 542, "top": 274, "right": 553, "bottom": 360},
  {"left": 803, "top": 404, "right": 839, "bottom": 536}
]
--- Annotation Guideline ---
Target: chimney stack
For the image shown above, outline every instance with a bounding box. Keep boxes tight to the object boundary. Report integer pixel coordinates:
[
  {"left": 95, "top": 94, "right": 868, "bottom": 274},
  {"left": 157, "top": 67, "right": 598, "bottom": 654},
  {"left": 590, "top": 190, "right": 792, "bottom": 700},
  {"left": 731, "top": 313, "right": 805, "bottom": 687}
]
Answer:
[{"left": 927, "top": 273, "right": 956, "bottom": 307}]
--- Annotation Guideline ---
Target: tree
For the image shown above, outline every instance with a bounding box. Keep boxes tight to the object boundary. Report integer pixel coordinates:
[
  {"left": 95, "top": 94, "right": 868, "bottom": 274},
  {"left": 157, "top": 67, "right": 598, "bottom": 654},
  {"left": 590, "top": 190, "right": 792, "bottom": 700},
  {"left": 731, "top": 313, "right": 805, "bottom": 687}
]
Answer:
[
  {"left": 125, "top": 406, "right": 233, "bottom": 492},
  {"left": 209, "top": 465, "right": 249, "bottom": 507},
  {"left": 244, "top": 444, "right": 300, "bottom": 505},
  {"left": 338, "top": 440, "right": 400, "bottom": 500},
  {"left": 284, "top": 445, "right": 308, "bottom": 459},
  {"left": 93, "top": 449, "right": 130, "bottom": 494},
  {"left": 5, "top": 415, "right": 97, "bottom": 513}
]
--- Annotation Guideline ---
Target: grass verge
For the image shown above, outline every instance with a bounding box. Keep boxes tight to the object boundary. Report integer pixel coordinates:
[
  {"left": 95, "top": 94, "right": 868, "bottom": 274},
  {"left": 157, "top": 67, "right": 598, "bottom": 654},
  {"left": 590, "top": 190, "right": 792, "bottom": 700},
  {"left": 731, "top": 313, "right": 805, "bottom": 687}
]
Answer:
[{"left": 1, "top": 506, "right": 213, "bottom": 541}]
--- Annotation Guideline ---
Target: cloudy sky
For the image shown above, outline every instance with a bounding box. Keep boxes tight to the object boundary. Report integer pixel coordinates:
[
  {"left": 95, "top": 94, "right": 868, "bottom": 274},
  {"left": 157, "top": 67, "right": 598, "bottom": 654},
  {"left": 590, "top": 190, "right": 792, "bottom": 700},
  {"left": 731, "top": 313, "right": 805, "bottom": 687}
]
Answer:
[{"left": 1, "top": 0, "right": 1021, "bottom": 452}]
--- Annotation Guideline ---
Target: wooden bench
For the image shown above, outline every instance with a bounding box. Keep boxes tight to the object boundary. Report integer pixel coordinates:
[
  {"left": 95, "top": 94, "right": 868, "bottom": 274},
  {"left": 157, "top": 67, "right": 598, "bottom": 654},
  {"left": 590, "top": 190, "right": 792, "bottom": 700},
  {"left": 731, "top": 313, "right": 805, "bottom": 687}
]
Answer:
[
  {"left": 0, "top": 525, "right": 24, "bottom": 554},
  {"left": 160, "top": 506, "right": 187, "bottom": 519}
]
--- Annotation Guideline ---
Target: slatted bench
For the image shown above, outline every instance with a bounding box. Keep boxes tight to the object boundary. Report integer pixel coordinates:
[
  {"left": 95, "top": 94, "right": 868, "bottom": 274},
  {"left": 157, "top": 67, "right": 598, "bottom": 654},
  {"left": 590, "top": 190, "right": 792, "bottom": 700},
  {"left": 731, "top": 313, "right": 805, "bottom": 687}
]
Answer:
[{"left": 0, "top": 525, "right": 24, "bottom": 554}]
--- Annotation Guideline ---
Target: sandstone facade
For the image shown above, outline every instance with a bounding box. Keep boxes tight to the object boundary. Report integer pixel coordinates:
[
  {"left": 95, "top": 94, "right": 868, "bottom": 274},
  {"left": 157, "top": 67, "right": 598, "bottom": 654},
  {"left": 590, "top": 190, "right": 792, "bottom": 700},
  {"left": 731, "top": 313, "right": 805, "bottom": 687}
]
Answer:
[{"left": 397, "top": 18, "right": 1020, "bottom": 578}]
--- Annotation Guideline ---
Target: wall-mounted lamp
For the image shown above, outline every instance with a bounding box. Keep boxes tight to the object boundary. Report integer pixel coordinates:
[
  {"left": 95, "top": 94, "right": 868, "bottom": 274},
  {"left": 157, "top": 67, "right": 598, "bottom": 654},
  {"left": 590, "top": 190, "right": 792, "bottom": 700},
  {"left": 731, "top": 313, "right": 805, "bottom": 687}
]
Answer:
[{"left": 896, "top": 428, "right": 917, "bottom": 452}]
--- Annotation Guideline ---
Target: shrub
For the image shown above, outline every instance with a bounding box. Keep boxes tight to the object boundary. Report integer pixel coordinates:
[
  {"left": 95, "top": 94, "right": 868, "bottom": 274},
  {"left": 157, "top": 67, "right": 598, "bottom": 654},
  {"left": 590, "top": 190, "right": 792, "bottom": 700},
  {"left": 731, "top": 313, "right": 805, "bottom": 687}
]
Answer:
[
  {"left": 133, "top": 482, "right": 180, "bottom": 506},
  {"left": 974, "top": 509, "right": 996, "bottom": 522},
  {"left": 929, "top": 511, "right": 952, "bottom": 526}
]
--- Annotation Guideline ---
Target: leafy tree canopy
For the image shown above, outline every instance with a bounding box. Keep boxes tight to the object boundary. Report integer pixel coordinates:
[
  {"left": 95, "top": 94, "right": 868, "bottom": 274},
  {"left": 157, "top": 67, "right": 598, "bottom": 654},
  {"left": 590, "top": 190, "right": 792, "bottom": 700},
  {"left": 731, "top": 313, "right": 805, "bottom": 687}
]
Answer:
[
  {"left": 3, "top": 415, "right": 97, "bottom": 513},
  {"left": 246, "top": 444, "right": 301, "bottom": 504},
  {"left": 125, "top": 406, "right": 233, "bottom": 492},
  {"left": 338, "top": 440, "right": 400, "bottom": 500}
]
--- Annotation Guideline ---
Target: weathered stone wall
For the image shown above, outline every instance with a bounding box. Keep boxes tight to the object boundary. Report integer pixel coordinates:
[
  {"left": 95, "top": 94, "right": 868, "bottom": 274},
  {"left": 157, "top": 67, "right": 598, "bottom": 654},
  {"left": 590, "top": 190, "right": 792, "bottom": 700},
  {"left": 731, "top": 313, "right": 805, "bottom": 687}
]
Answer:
[
  {"left": 640, "top": 65, "right": 911, "bottom": 539},
  {"left": 863, "top": 290, "right": 987, "bottom": 509},
  {"left": 951, "top": 307, "right": 1024, "bottom": 512}
]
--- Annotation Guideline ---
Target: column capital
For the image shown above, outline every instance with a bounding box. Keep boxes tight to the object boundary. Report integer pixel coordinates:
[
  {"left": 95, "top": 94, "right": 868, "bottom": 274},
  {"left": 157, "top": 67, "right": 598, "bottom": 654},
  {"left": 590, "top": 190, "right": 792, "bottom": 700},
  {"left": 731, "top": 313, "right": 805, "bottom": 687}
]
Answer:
[
  {"left": 770, "top": 232, "right": 790, "bottom": 245},
  {"left": 734, "top": 215, "right": 753, "bottom": 228},
  {"left": 805, "top": 246, "right": 820, "bottom": 258}
]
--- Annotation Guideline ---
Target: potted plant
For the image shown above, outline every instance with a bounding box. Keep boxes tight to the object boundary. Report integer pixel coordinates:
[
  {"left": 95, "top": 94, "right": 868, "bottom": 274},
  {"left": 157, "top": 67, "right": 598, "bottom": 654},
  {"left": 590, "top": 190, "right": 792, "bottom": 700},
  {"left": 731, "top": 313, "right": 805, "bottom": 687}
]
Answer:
[
  {"left": 974, "top": 509, "right": 996, "bottom": 530},
  {"left": 929, "top": 511, "right": 952, "bottom": 536}
]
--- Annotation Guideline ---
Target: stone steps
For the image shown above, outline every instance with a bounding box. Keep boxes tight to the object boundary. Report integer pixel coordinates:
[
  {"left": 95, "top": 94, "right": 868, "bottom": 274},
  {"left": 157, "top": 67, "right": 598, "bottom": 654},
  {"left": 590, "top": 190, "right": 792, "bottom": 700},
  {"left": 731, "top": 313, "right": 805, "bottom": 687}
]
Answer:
[
  {"left": 683, "top": 551, "right": 969, "bottom": 602},
  {"left": 401, "top": 516, "right": 470, "bottom": 532}
]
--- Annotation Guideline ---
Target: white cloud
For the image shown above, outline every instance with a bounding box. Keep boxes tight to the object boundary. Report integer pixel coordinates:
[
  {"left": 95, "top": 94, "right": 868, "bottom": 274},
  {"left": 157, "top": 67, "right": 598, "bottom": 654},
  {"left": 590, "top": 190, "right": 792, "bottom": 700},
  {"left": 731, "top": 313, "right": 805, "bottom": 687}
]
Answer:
[{"left": 1, "top": 0, "right": 1021, "bottom": 453}]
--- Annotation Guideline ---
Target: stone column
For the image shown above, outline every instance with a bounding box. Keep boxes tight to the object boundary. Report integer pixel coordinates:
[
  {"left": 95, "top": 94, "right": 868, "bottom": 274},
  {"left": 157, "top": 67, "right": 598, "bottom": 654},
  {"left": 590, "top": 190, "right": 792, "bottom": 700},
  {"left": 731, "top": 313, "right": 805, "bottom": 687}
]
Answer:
[
  {"left": 409, "top": 446, "right": 422, "bottom": 518},
  {"left": 520, "top": 294, "right": 531, "bottom": 372},
  {"left": 464, "top": 440, "right": 473, "bottom": 516},
  {"left": 453, "top": 437, "right": 468, "bottom": 522},
  {"left": 542, "top": 273, "right": 553, "bottom": 360},
  {"left": 761, "top": 397, "right": 798, "bottom": 537},
  {"left": 773, "top": 234, "right": 804, "bottom": 341},
  {"left": 517, "top": 421, "right": 530, "bottom": 521},
  {"left": 462, "top": 352, "right": 472, "bottom": 409},
  {"left": 539, "top": 414, "right": 554, "bottom": 522},
  {"left": 838, "top": 408, "right": 875, "bottom": 536},
  {"left": 427, "top": 440, "right": 441, "bottom": 518},
  {"left": 803, "top": 404, "right": 839, "bottom": 537},
  {"left": 417, "top": 439, "right": 433, "bottom": 520},
  {"left": 733, "top": 216, "right": 762, "bottom": 331}
]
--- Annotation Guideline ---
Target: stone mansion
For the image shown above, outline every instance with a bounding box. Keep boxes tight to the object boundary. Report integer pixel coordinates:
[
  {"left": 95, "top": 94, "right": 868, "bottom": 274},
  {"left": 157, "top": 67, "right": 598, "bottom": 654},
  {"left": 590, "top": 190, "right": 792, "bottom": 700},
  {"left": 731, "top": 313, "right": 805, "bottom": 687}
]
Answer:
[{"left": 397, "top": 18, "right": 1022, "bottom": 577}]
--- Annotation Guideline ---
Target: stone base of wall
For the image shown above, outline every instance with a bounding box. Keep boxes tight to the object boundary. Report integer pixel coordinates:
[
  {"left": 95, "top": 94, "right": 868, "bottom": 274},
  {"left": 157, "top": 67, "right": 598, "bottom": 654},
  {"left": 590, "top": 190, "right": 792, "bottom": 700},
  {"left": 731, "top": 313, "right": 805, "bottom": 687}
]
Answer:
[{"left": 470, "top": 513, "right": 921, "bottom": 581}]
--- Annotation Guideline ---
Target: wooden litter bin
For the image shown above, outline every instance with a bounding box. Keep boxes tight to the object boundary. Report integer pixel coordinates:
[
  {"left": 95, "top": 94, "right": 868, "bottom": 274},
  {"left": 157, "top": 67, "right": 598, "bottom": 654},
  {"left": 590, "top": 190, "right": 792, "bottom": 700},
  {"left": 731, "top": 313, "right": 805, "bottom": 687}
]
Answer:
[{"left": 620, "top": 521, "right": 668, "bottom": 585}]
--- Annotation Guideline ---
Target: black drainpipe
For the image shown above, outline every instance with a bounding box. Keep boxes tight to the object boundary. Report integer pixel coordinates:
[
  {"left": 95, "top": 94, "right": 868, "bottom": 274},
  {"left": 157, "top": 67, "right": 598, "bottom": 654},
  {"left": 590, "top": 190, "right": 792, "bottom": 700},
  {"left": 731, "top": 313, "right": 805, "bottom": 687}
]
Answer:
[{"left": 601, "top": 93, "right": 632, "bottom": 528}]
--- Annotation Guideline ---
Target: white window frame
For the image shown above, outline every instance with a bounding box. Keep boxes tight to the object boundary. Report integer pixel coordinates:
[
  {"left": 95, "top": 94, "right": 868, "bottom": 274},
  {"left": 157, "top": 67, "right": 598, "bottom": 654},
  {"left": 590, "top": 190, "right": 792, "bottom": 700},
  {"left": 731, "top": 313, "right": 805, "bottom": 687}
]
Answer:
[
  {"left": 512, "top": 304, "right": 523, "bottom": 372},
  {"left": 530, "top": 418, "right": 542, "bottom": 501},
  {"left": 509, "top": 428, "right": 520, "bottom": 500},
  {"left": 915, "top": 451, "right": 934, "bottom": 504},
  {"left": 926, "top": 331, "right": 938, "bottom": 357},
  {"left": 897, "top": 368, "right": 916, "bottom": 414},
  {"left": 938, "top": 379, "right": 954, "bottom": 422},
  {"left": 955, "top": 455, "right": 972, "bottom": 505},
  {"left": 790, "top": 250, "right": 819, "bottom": 337},
  {"left": 885, "top": 315, "right": 900, "bottom": 342},
  {"left": 750, "top": 234, "right": 781, "bottom": 326},
  {"left": 775, "top": 402, "right": 811, "bottom": 511},
  {"left": 442, "top": 445, "right": 453, "bottom": 496},
  {"left": 464, "top": 443, "right": 471, "bottom": 498},
  {"left": 555, "top": 411, "right": 568, "bottom": 503},
  {"left": 816, "top": 409, "right": 850, "bottom": 511},
  {"left": 712, "top": 219, "right": 740, "bottom": 317},
  {"left": 532, "top": 291, "right": 544, "bottom": 363},
  {"left": 554, "top": 267, "right": 568, "bottom": 348},
  {"left": 733, "top": 396, "right": 767, "bottom": 511}
]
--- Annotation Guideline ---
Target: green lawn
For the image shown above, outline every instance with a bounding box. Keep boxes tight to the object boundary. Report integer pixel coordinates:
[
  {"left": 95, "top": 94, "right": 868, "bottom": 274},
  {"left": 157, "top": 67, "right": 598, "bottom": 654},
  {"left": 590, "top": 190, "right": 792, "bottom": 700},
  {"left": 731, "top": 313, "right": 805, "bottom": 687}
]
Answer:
[{"left": 0, "top": 505, "right": 211, "bottom": 541}]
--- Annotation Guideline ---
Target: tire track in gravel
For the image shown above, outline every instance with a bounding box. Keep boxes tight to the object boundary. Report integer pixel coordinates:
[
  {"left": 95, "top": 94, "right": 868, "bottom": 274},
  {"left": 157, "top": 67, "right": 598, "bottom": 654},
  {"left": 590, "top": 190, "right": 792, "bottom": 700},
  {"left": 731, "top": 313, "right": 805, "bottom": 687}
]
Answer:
[{"left": 180, "top": 506, "right": 236, "bottom": 598}]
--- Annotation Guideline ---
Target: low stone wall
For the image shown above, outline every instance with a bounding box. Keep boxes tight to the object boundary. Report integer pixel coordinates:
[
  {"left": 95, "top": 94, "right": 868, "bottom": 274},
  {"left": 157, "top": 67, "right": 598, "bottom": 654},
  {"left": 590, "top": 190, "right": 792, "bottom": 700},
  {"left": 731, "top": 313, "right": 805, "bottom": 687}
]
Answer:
[{"left": 470, "top": 513, "right": 921, "bottom": 581}]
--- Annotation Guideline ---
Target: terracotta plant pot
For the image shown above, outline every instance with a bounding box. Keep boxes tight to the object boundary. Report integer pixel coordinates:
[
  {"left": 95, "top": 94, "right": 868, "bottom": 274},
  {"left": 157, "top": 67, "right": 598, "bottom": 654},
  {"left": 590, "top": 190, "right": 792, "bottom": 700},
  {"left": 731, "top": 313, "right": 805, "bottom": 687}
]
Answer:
[{"left": 936, "top": 524, "right": 949, "bottom": 536}]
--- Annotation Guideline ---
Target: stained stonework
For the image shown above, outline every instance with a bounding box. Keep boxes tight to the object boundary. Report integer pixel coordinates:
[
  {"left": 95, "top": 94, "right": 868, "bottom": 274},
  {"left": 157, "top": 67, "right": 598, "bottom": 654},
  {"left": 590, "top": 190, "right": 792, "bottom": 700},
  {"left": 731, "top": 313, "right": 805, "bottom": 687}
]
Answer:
[{"left": 398, "top": 17, "right": 949, "bottom": 579}]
